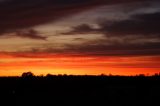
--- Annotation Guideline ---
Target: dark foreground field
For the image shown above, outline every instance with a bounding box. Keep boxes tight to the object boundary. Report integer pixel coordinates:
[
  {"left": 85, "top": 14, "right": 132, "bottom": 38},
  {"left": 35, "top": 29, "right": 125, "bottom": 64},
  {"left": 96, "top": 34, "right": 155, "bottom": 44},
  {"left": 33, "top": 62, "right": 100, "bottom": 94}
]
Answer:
[{"left": 0, "top": 75, "right": 160, "bottom": 106}]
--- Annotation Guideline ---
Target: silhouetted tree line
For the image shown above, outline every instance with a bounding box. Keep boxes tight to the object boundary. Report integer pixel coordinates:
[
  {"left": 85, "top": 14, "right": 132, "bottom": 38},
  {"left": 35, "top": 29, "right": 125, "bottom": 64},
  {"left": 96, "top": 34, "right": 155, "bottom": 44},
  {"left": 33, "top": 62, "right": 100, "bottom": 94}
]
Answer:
[
  {"left": 0, "top": 71, "right": 160, "bottom": 106},
  {"left": 21, "top": 71, "right": 160, "bottom": 78}
]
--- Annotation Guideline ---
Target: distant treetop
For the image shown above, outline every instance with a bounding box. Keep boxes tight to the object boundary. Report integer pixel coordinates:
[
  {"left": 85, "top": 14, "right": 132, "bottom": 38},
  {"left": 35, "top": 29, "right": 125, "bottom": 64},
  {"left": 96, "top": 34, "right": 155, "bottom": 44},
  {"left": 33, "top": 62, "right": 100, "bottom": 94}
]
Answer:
[{"left": 22, "top": 72, "right": 34, "bottom": 77}]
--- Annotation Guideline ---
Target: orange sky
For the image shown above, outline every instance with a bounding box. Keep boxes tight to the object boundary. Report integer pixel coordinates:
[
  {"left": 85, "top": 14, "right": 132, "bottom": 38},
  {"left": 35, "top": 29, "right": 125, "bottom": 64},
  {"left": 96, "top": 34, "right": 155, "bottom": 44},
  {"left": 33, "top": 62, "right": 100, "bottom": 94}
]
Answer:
[
  {"left": 0, "top": 53, "right": 159, "bottom": 76},
  {"left": 0, "top": 1, "right": 160, "bottom": 76}
]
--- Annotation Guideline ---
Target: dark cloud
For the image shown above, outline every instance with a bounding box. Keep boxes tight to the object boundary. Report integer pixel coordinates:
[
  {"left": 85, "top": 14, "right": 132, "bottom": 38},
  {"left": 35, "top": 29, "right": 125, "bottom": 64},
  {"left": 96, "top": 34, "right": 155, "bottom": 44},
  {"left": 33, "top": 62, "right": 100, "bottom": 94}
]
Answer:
[
  {"left": 60, "top": 11, "right": 160, "bottom": 56},
  {"left": 0, "top": 29, "right": 47, "bottom": 40},
  {"left": 0, "top": 0, "right": 95, "bottom": 34},
  {"left": 0, "top": 0, "right": 153, "bottom": 36},
  {"left": 15, "top": 29, "right": 47, "bottom": 40},
  {"left": 63, "top": 12, "right": 160, "bottom": 38},
  {"left": 102, "top": 12, "right": 160, "bottom": 37},
  {"left": 22, "top": 39, "right": 160, "bottom": 56},
  {"left": 0, "top": 0, "right": 159, "bottom": 55},
  {"left": 62, "top": 41, "right": 160, "bottom": 56},
  {"left": 62, "top": 24, "right": 99, "bottom": 35}
]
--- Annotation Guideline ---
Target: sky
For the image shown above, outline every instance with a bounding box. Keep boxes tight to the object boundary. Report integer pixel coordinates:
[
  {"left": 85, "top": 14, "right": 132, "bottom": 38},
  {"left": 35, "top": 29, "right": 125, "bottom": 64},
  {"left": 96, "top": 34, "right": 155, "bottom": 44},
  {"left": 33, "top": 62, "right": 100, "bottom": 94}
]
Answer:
[{"left": 0, "top": 0, "right": 160, "bottom": 76}]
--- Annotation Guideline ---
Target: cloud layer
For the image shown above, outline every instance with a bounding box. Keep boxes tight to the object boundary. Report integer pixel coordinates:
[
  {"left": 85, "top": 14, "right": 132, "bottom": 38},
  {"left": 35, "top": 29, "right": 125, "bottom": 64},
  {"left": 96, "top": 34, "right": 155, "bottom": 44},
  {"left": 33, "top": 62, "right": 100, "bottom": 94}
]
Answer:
[
  {"left": 64, "top": 12, "right": 160, "bottom": 37},
  {"left": 0, "top": 0, "right": 159, "bottom": 57},
  {"left": 0, "top": 0, "right": 154, "bottom": 37},
  {"left": 61, "top": 9, "right": 160, "bottom": 56}
]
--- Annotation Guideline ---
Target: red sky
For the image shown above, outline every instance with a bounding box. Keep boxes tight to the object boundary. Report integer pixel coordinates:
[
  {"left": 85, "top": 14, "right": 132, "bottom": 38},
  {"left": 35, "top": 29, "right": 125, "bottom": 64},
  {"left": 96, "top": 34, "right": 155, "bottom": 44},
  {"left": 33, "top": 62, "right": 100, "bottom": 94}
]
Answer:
[
  {"left": 0, "top": 53, "right": 159, "bottom": 76},
  {"left": 0, "top": 0, "right": 160, "bottom": 76}
]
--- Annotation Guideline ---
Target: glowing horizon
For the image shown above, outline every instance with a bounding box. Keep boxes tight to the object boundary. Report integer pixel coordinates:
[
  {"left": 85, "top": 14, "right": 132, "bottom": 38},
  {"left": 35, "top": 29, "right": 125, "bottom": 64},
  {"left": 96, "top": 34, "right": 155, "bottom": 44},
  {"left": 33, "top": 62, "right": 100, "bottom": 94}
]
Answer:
[{"left": 0, "top": 53, "right": 159, "bottom": 76}]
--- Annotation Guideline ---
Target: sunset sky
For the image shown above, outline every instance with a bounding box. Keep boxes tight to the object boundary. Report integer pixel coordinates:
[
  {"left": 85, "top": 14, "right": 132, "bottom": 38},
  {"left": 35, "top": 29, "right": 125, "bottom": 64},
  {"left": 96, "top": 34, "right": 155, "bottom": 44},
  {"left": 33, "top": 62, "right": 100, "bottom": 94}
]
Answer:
[{"left": 0, "top": 0, "right": 160, "bottom": 76}]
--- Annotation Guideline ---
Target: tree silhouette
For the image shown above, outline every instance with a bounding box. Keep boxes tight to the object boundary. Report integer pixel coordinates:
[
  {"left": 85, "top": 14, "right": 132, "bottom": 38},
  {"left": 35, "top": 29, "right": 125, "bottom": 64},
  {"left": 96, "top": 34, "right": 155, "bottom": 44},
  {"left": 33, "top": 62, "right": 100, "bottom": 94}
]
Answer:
[{"left": 22, "top": 72, "right": 34, "bottom": 78}]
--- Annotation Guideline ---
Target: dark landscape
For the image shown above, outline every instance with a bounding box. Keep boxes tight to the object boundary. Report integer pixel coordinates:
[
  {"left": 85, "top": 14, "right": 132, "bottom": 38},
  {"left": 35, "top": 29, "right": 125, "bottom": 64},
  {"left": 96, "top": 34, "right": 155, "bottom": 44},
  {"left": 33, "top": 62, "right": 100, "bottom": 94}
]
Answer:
[{"left": 0, "top": 73, "right": 160, "bottom": 106}]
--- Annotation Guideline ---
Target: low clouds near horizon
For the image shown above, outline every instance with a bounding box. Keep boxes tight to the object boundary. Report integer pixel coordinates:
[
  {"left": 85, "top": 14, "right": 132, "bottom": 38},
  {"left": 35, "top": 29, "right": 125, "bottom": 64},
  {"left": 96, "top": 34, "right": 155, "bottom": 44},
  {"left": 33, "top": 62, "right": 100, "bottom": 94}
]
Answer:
[{"left": 59, "top": 11, "right": 160, "bottom": 56}]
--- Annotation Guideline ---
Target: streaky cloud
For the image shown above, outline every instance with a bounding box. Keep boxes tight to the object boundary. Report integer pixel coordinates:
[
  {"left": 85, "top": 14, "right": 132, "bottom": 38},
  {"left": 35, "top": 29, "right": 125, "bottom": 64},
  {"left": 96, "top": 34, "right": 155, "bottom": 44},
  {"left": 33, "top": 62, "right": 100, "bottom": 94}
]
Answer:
[{"left": 0, "top": 0, "right": 154, "bottom": 37}]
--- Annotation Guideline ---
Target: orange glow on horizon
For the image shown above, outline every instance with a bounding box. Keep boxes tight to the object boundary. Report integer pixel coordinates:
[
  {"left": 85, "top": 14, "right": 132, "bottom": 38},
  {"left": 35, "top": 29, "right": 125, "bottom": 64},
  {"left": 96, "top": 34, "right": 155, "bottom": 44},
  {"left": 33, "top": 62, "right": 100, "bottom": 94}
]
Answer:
[{"left": 0, "top": 53, "right": 159, "bottom": 76}]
